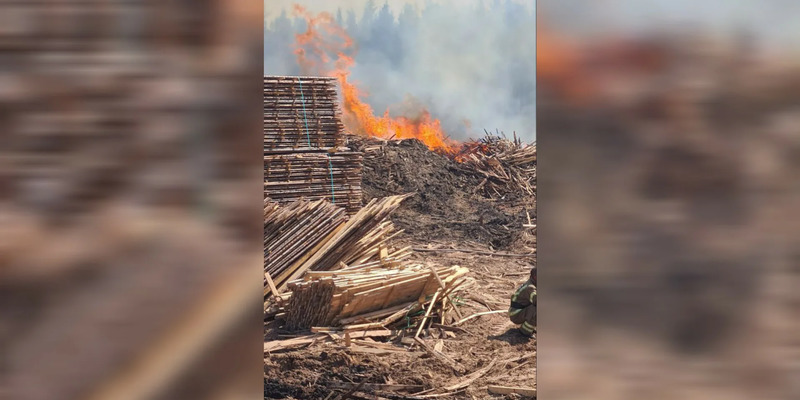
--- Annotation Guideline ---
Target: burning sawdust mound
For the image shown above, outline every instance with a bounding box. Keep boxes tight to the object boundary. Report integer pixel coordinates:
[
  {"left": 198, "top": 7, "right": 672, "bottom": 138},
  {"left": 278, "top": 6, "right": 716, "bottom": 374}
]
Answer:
[{"left": 353, "top": 136, "right": 536, "bottom": 252}]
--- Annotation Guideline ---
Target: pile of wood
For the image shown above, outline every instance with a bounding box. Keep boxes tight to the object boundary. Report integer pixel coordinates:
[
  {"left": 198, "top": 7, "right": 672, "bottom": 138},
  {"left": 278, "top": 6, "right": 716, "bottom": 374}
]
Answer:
[
  {"left": 264, "top": 198, "right": 347, "bottom": 293},
  {"left": 284, "top": 264, "right": 469, "bottom": 331},
  {"left": 264, "top": 76, "right": 345, "bottom": 151},
  {"left": 264, "top": 75, "right": 362, "bottom": 213},
  {"left": 456, "top": 132, "right": 536, "bottom": 198},
  {"left": 264, "top": 194, "right": 413, "bottom": 297},
  {"left": 264, "top": 151, "right": 363, "bottom": 213}
]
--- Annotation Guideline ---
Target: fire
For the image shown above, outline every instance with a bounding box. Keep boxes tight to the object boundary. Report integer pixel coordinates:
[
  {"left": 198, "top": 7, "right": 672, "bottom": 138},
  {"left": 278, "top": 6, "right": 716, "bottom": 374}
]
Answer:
[{"left": 292, "top": 5, "right": 459, "bottom": 155}]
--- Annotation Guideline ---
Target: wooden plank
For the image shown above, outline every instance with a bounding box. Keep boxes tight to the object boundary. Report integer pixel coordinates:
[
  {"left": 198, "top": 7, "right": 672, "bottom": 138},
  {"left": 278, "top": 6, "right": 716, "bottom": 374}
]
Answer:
[
  {"left": 263, "top": 335, "right": 324, "bottom": 353},
  {"left": 428, "top": 264, "right": 464, "bottom": 320},
  {"left": 415, "top": 290, "right": 441, "bottom": 338},
  {"left": 265, "top": 272, "right": 280, "bottom": 298},
  {"left": 487, "top": 385, "right": 536, "bottom": 397},
  {"left": 337, "top": 301, "right": 415, "bottom": 325}
]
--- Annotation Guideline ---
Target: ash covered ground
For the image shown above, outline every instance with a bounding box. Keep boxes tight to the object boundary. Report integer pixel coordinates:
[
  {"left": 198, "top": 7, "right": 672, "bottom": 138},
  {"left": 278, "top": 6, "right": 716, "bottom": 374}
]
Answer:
[{"left": 359, "top": 138, "right": 536, "bottom": 253}]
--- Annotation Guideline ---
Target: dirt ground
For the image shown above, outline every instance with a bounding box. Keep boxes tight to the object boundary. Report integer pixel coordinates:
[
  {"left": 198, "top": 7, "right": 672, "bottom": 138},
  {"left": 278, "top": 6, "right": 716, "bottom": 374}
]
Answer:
[{"left": 265, "top": 138, "right": 536, "bottom": 399}]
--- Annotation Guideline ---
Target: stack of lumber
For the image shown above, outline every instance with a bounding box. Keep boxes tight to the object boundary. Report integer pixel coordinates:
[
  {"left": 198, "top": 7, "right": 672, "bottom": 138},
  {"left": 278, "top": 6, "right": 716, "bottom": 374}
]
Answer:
[
  {"left": 264, "top": 194, "right": 413, "bottom": 298},
  {"left": 264, "top": 75, "right": 363, "bottom": 213},
  {"left": 264, "top": 151, "right": 363, "bottom": 213},
  {"left": 264, "top": 76, "right": 345, "bottom": 151},
  {"left": 456, "top": 132, "right": 536, "bottom": 198},
  {"left": 264, "top": 198, "right": 347, "bottom": 293},
  {"left": 284, "top": 264, "right": 469, "bottom": 330}
]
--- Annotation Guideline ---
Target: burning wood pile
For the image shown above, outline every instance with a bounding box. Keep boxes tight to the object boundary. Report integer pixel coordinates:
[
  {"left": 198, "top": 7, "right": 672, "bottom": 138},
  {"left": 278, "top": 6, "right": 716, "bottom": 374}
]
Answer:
[
  {"left": 264, "top": 76, "right": 363, "bottom": 213},
  {"left": 456, "top": 133, "right": 537, "bottom": 198}
]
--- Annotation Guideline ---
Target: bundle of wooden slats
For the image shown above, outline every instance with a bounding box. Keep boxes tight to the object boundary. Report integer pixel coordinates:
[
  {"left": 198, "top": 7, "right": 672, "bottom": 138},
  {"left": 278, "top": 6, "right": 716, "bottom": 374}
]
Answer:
[
  {"left": 264, "top": 75, "right": 363, "bottom": 213},
  {"left": 300, "top": 194, "right": 413, "bottom": 272},
  {"left": 264, "top": 151, "right": 363, "bottom": 213},
  {"left": 264, "top": 76, "right": 345, "bottom": 151},
  {"left": 284, "top": 264, "right": 469, "bottom": 330},
  {"left": 264, "top": 198, "right": 347, "bottom": 293},
  {"left": 264, "top": 194, "right": 413, "bottom": 298}
]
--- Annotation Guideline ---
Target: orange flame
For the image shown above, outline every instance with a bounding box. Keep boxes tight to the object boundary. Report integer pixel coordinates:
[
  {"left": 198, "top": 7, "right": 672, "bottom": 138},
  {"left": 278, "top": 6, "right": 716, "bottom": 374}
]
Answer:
[{"left": 292, "top": 5, "right": 459, "bottom": 154}]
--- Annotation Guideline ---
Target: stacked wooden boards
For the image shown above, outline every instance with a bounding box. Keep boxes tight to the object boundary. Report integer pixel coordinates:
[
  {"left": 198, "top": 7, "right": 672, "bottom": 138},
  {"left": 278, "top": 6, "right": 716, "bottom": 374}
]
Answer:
[
  {"left": 264, "top": 194, "right": 413, "bottom": 297},
  {"left": 264, "top": 198, "right": 347, "bottom": 293},
  {"left": 264, "top": 76, "right": 345, "bottom": 151},
  {"left": 264, "top": 151, "right": 363, "bottom": 213},
  {"left": 265, "top": 193, "right": 472, "bottom": 332},
  {"left": 284, "top": 264, "right": 469, "bottom": 330},
  {"left": 264, "top": 76, "right": 362, "bottom": 213}
]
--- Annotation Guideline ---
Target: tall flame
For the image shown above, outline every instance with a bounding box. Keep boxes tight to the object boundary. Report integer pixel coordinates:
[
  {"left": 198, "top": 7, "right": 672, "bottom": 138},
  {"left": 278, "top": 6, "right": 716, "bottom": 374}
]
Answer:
[{"left": 292, "top": 5, "right": 459, "bottom": 154}]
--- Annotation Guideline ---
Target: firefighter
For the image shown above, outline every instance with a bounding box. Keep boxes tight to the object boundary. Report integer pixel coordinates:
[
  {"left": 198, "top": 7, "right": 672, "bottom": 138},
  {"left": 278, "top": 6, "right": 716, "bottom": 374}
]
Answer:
[{"left": 509, "top": 267, "right": 536, "bottom": 338}]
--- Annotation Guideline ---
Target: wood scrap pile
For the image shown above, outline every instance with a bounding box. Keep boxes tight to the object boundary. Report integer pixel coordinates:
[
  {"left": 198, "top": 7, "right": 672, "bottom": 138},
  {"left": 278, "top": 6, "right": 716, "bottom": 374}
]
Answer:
[
  {"left": 455, "top": 132, "right": 536, "bottom": 198},
  {"left": 284, "top": 264, "right": 469, "bottom": 330},
  {"left": 264, "top": 75, "right": 362, "bottom": 213},
  {"left": 264, "top": 194, "right": 413, "bottom": 298}
]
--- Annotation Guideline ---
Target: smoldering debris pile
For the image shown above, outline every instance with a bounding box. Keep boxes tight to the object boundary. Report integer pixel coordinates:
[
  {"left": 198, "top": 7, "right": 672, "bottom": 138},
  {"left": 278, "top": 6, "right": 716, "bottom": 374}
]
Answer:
[
  {"left": 264, "top": 76, "right": 363, "bottom": 213},
  {"left": 354, "top": 135, "right": 537, "bottom": 251}
]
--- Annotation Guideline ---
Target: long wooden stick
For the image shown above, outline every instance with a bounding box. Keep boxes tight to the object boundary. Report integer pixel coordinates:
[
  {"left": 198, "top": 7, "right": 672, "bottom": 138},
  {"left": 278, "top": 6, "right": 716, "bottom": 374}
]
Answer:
[
  {"left": 415, "top": 290, "right": 441, "bottom": 338},
  {"left": 428, "top": 265, "right": 463, "bottom": 320},
  {"left": 265, "top": 273, "right": 280, "bottom": 298},
  {"left": 452, "top": 310, "right": 506, "bottom": 326}
]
